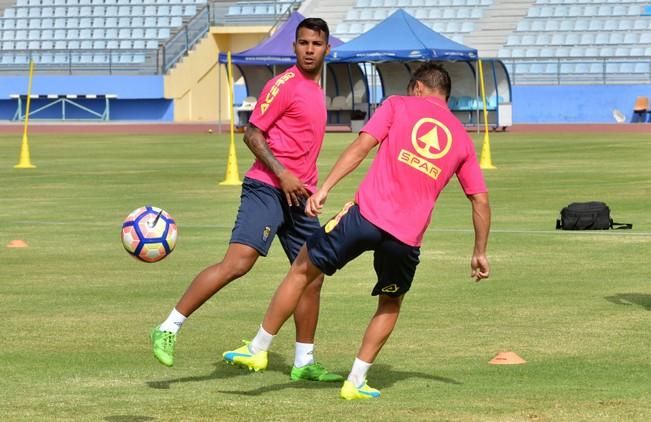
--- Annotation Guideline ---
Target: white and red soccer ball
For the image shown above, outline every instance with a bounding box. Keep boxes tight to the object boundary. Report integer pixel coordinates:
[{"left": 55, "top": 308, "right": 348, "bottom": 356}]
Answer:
[{"left": 121, "top": 206, "right": 177, "bottom": 263}]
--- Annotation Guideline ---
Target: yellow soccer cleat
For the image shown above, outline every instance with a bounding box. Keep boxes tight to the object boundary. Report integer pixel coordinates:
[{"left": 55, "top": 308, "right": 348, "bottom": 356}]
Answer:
[
  {"left": 222, "top": 341, "right": 268, "bottom": 372},
  {"left": 340, "top": 380, "right": 381, "bottom": 400}
]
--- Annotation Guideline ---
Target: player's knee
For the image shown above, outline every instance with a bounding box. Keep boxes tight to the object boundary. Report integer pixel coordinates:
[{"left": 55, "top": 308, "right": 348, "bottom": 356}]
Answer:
[{"left": 221, "top": 258, "right": 255, "bottom": 280}]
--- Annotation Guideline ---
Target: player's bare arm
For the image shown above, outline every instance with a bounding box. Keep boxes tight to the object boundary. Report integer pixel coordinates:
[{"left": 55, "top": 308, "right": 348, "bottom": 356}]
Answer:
[
  {"left": 467, "top": 192, "right": 491, "bottom": 282},
  {"left": 244, "top": 124, "right": 308, "bottom": 206},
  {"left": 306, "top": 133, "right": 379, "bottom": 216}
]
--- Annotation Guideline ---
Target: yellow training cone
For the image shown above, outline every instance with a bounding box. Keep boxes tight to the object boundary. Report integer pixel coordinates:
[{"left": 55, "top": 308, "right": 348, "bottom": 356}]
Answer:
[
  {"left": 219, "top": 140, "right": 242, "bottom": 186},
  {"left": 15, "top": 60, "right": 36, "bottom": 169},
  {"left": 477, "top": 59, "right": 495, "bottom": 170},
  {"left": 479, "top": 132, "right": 496, "bottom": 170},
  {"left": 219, "top": 50, "right": 242, "bottom": 186},
  {"left": 15, "top": 134, "right": 36, "bottom": 169}
]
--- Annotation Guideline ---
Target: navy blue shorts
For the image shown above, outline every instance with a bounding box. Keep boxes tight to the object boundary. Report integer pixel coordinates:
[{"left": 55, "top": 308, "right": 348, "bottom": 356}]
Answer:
[
  {"left": 307, "top": 202, "right": 420, "bottom": 297},
  {"left": 230, "top": 177, "right": 321, "bottom": 262}
]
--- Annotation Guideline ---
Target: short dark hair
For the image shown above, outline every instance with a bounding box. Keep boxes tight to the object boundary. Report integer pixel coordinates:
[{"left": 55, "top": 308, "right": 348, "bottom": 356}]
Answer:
[
  {"left": 408, "top": 62, "right": 452, "bottom": 99},
  {"left": 296, "top": 17, "right": 330, "bottom": 42}
]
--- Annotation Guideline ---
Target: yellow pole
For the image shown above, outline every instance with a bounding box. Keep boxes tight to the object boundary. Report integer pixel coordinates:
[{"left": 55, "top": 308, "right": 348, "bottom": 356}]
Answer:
[
  {"left": 15, "top": 60, "right": 36, "bottom": 169},
  {"left": 219, "top": 51, "right": 242, "bottom": 186},
  {"left": 477, "top": 59, "right": 496, "bottom": 170}
]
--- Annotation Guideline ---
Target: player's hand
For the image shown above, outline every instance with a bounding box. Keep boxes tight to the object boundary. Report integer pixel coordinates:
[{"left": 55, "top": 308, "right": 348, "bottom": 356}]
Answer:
[
  {"left": 278, "top": 169, "right": 309, "bottom": 207},
  {"left": 306, "top": 189, "right": 328, "bottom": 217},
  {"left": 470, "top": 254, "right": 490, "bottom": 282}
]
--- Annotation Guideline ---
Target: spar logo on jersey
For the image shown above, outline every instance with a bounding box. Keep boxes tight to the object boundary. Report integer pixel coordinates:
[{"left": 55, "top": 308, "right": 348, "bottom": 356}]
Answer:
[
  {"left": 398, "top": 117, "right": 452, "bottom": 180},
  {"left": 260, "top": 71, "right": 296, "bottom": 114}
]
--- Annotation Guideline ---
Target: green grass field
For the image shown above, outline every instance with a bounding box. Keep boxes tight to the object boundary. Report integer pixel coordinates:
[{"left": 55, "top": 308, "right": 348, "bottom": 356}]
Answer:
[{"left": 1, "top": 129, "right": 650, "bottom": 421}]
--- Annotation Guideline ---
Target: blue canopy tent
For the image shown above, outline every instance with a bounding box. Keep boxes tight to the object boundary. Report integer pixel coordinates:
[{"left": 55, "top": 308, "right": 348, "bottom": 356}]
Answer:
[
  {"left": 218, "top": 12, "right": 368, "bottom": 125},
  {"left": 328, "top": 9, "right": 512, "bottom": 129}
]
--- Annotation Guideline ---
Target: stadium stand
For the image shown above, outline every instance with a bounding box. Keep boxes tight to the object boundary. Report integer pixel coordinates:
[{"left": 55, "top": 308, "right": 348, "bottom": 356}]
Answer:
[
  {"left": 224, "top": 0, "right": 300, "bottom": 23},
  {"left": 496, "top": 0, "right": 651, "bottom": 84},
  {"left": 324, "top": 0, "right": 651, "bottom": 85},
  {"left": 0, "top": 0, "right": 207, "bottom": 71},
  {"left": 333, "top": 0, "right": 494, "bottom": 43}
]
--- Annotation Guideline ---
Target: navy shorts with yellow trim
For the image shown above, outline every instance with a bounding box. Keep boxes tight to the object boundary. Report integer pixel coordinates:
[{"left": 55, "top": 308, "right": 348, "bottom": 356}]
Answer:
[
  {"left": 307, "top": 203, "right": 420, "bottom": 297},
  {"left": 230, "top": 177, "right": 320, "bottom": 262}
]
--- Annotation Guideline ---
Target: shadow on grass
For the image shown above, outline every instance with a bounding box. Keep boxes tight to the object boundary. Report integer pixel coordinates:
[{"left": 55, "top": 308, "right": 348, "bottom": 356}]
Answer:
[
  {"left": 215, "top": 363, "right": 461, "bottom": 396},
  {"left": 104, "top": 417, "right": 155, "bottom": 422},
  {"left": 146, "top": 351, "right": 291, "bottom": 390},
  {"left": 604, "top": 293, "right": 651, "bottom": 310}
]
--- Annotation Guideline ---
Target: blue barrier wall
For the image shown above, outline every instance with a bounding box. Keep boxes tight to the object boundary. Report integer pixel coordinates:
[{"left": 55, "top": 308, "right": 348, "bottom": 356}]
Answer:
[
  {"left": 0, "top": 75, "right": 173, "bottom": 121},
  {"left": 512, "top": 84, "right": 651, "bottom": 123},
  {"left": 2, "top": 74, "right": 649, "bottom": 123}
]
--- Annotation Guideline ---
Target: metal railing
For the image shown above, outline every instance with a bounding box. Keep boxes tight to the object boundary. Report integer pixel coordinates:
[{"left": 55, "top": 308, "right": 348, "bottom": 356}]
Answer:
[
  {"left": 0, "top": 49, "right": 160, "bottom": 74},
  {"left": 161, "top": 3, "right": 211, "bottom": 73},
  {"left": 502, "top": 57, "right": 651, "bottom": 85}
]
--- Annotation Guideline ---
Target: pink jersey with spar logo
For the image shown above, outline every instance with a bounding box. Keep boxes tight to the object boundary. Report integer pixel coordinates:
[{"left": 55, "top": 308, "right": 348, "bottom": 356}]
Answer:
[
  {"left": 247, "top": 65, "right": 327, "bottom": 193},
  {"left": 355, "top": 95, "right": 487, "bottom": 247}
]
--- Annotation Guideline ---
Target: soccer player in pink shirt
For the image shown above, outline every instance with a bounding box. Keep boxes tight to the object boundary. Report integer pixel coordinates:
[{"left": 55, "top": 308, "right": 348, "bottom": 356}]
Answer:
[
  {"left": 151, "top": 18, "right": 343, "bottom": 382},
  {"left": 223, "top": 62, "right": 492, "bottom": 399}
]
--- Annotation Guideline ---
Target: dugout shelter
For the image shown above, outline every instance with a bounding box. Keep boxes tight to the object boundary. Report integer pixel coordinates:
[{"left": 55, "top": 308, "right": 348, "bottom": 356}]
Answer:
[{"left": 328, "top": 9, "right": 513, "bottom": 130}]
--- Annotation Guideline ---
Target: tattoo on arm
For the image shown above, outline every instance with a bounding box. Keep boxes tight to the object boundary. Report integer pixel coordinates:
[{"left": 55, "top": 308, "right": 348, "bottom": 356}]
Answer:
[{"left": 243, "top": 125, "right": 285, "bottom": 176}]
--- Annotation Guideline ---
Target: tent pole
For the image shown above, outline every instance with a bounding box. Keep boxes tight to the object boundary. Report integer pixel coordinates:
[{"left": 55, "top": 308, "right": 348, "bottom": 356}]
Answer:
[{"left": 475, "top": 60, "right": 480, "bottom": 134}]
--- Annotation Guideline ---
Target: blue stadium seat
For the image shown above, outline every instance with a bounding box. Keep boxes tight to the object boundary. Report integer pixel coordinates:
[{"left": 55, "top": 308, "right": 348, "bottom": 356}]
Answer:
[
  {"left": 630, "top": 47, "right": 645, "bottom": 56},
  {"left": 579, "top": 33, "right": 594, "bottom": 45},
  {"left": 609, "top": 32, "right": 624, "bottom": 44},
  {"left": 614, "top": 47, "right": 629, "bottom": 57},
  {"left": 118, "top": 28, "right": 130, "bottom": 39},
  {"left": 92, "top": 6, "right": 105, "bottom": 17},
  {"left": 623, "top": 33, "right": 639, "bottom": 44}
]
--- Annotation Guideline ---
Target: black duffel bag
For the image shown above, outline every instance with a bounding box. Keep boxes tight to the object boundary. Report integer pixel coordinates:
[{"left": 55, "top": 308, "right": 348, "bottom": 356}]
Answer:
[{"left": 556, "top": 202, "right": 632, "bottom": 230}]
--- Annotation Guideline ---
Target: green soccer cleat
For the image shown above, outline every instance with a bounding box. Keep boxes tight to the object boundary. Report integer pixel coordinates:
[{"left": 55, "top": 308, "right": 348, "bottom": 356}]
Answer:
[
  {"left": 150, "top": 326, "right": 176, "bottom": 367},
  {"left": 222, "top": 341, "right": 268, "bottom": 372},
  {"left": 290, "top": 362, "right": 344, "bottom": 382},
  {"left": 340, "top": 380, "right": 381, "bottom": 400}
]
